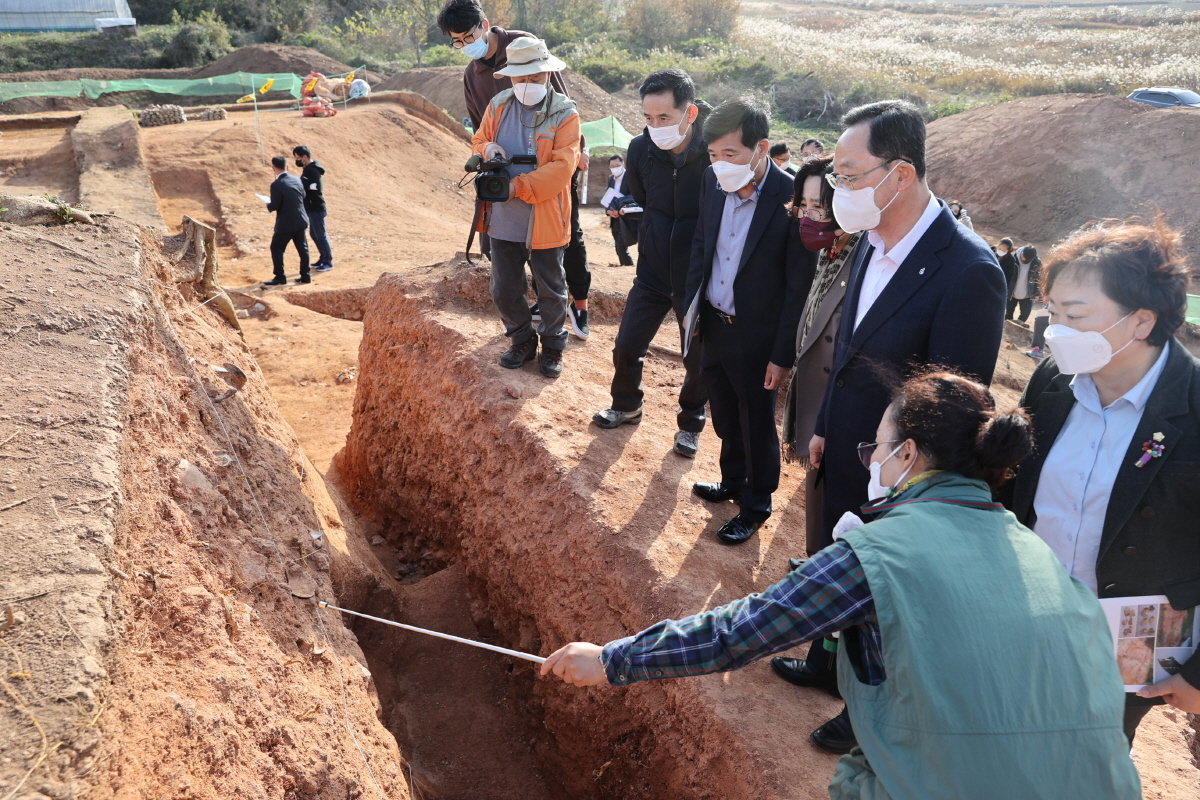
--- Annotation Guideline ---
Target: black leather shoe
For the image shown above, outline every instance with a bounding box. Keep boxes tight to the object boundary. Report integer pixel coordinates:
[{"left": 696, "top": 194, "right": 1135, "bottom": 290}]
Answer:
[
  {"left": 263, "top": 276, "right": 287, "bottom": 286},
  {"left": 787, "top": 556, "right": 809, "bottom": 572},
  {"left": 811, "top": 708, "right": 857, "bottom": 754},
  {"left": 692, "top": 482, "right": 742, "bottom": 504},
  {"left": 716, "top": 513, "right": 765, "bottom": 545},
  {"left": 771, "top": 657, "right": 841, "bottom": 697}
]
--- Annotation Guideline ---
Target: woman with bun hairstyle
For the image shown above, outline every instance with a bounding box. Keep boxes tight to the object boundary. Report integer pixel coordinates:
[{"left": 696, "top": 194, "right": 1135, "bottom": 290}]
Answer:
[
  {"left": 1005, "top": 216, "right": 1200, "bottom": 741},
  {"left": 540, "top": 371, "right": 1140, "bottom": 799}
]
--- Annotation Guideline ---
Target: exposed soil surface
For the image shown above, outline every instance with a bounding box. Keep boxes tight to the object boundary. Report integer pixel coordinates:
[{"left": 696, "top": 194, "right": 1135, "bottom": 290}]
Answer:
[
  {"left": 191, "top": 45, "right": 359, "bottom": 81},
  {"left": 928, "top": 93, "right": 1200, "bottom": 268},
  {"left": 0, "top": 88, "right": 1196, "bottom": 800}
]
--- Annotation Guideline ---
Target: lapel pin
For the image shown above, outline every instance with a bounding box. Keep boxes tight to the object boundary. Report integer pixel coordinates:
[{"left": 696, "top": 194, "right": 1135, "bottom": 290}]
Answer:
[
  {"left": 840, "top": 280, "right": 847, "bottom": 287},
  {"left": 1135, "top": 435, "right": 1166, "bottom": 468},
  {"left": 918, "top": 267, "right": 926, "bottom": 275}
]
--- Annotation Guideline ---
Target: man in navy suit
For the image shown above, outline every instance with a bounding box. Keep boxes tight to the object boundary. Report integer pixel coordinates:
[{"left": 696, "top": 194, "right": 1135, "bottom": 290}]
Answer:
[
  {"left": 775, "top": 100, "right": 1007, "bottom": 753},
  {"left": 684, "top": 98, "right": 816, "bottom": 545},
  {"left": 263, "top": 154, "right": 310, "bottom": 286}
]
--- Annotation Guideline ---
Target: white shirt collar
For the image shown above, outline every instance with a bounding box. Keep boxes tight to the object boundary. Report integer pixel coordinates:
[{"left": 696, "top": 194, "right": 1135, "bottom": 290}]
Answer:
[
  {"left": 1071, "top": 341, "right": 1171, "bottom": 413},
  {"left": 866, "top": 192, "right": 941, "bottom": 264}
]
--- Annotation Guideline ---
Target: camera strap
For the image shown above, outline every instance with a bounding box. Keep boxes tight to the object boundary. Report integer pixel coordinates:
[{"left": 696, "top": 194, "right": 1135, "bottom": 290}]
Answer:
[{"left": 465, "top": 198, "right": 488, "bottom": 265}]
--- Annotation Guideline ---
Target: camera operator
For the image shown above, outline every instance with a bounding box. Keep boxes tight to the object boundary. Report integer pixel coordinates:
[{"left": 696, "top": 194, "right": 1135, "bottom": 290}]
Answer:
[{"left": 470, "top": 37, "right": 580, "bottom": 379}]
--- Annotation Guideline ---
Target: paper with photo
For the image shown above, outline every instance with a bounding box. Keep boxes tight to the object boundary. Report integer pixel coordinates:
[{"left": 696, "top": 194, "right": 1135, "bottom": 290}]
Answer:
[{"left": 1099, "top": 594, "right": 1197, "bottom": 690}]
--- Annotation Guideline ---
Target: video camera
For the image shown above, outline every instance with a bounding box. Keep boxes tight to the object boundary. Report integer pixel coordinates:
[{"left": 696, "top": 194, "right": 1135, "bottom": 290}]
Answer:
[{"left": 463, "top": 152, "right": 537, "bottom": 203}]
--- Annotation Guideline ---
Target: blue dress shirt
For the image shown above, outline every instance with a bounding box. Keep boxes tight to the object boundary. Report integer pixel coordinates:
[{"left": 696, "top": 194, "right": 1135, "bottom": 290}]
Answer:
[{"left": 1032, "top": 343, "right": 1171, "bottom": 592}]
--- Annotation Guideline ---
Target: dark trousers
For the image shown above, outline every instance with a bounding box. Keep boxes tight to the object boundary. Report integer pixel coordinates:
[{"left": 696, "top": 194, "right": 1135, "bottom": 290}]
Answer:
[
  {"left": 702, "top": 306, "right": 779, "bottom": 518},
  {"left": 532, "top": 181, "right": 590, "bottom": 301},
  {"left": 609, "top": 279, "right": 706, "bottom": 433},
  {"left": 271, "top": 227, "right": 310, "bottom": 279},
  {"left": 1123, "top": 695, "right": 1158, "bottom": 747},
  {"left": 610, "top": 218, "right": 633, "bottom": 266},
  {"left": 1007, "top": 296, "right": 1032, "bottom": 322},
  {"left": 307, "top": 209, "right": 333, "bottom": 266},
  {"left": 1031, "top": 314, "right": 1049, "bottom": 349},
  {"left": 491, "top": 239, "right": 568, "bottom": 351},
  {"left": 562, "top": 182, "right": 590, "bottom": 300}
]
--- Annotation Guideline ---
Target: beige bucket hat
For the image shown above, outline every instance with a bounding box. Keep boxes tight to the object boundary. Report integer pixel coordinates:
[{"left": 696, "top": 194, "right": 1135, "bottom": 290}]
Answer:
[{"left": 494, "top": 36, "right": 566, "bottom": 77}]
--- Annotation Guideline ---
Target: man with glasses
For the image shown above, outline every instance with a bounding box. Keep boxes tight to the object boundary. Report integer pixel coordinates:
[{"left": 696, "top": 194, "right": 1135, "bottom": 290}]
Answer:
[
  {"left": 779, "top": 100, "right": 1006, "bottom": 755},
  {"left": 437, "top": 0, "right": 566, "bottom": 130},
  {"left": 438, "top": 1, "right": 590, "bottom": 339}
]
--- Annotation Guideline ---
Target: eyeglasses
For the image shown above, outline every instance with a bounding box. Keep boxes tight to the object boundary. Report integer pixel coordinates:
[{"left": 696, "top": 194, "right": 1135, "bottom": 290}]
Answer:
[
  {"left": 796, "top": 205, "right": 831, "bottom": 221},
  {"left": 825, "top": 159, "right": 910, "bottom": 191},
  {"left": 857, "top": 440, "right": 900, "bottom": 470},
  {"left": 450, "top": 26, "right": 483, "bottom": 48}
]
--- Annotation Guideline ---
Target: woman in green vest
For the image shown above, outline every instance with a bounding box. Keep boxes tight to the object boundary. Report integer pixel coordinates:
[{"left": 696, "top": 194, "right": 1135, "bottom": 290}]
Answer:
[{"left": 541, "top": 370, "right": 1140, "bottom": 799}]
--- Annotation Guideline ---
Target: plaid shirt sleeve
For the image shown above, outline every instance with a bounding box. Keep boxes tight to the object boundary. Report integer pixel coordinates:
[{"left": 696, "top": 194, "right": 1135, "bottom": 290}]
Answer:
[{"left": 601, "top": 541, "right": 877, "bottom": 686}]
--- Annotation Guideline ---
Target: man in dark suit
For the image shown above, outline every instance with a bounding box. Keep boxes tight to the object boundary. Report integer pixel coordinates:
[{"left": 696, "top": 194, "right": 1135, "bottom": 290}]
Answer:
[
  {"left": 684, "top": 97, "right": 816, "bottom": 544},
  {"left": 263, "top": 155, "right": 310, "bottom": 286},
  {"left": 603, "top": 154, "right": 640, "bottom": 267},
  {"left": 795, "top": 100, "right": 1006, "bottom": 753}
]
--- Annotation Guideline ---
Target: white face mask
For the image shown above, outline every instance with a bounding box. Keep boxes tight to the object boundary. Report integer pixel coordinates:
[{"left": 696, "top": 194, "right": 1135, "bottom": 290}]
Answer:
[
  {"left": 512, "top": 81, "right": 548, "bottom": 106},
  {"left": 611, "top": 165, "right": 625, "bottom": 177},
  {"left": 461, "top": 27, "right": 489, "bottom": 60},
  {"left": 831, "top": 162, "right": 902, "bottom": 234},
  {"left": 867, "top": 442, "right": 915, "bottom": 501},
  {"left": 1044, "top": 311, "right": 1136, "bottom": 375},
  {"left": 647, "top": 111, "right": 692, "bottom": 150},
  {"left": 712, "top": 150, "right": 763, "bottom": 193}
]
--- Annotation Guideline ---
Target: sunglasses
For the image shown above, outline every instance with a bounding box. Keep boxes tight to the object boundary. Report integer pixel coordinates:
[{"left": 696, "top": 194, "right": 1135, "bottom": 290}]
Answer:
[{"left": 856, "top": 440, "right": 900, "bottom": 470}]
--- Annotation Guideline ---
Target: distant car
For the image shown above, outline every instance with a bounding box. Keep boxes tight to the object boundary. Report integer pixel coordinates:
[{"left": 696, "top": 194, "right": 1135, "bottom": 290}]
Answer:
[{"left": 1127, "top": 87, "right": 1200, "bottom": 108}]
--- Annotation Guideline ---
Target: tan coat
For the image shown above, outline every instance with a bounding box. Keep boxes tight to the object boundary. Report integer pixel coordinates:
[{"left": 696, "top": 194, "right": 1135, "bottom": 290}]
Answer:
[{"left": 784, "top": 235, "right": 859, "bottom": 457}]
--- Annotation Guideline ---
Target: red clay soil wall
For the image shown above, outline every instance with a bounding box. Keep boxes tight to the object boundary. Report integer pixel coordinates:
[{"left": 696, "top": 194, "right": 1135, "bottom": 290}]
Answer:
[
  {"left": 0, "top": 218, "right": 411, "bottom": 799},
  {"left": 334, "top": 271, "right": 842, "bottom": 800}
]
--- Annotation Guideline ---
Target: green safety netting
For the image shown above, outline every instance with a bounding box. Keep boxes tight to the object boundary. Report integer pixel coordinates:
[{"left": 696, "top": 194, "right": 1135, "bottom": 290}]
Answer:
[
  {"left": 580, "top": 115, "right": 634, "bottom": 150},
  {"left": 0, "top": 72, "right": 303, "bottom": 103},
  {"left": 1187, "top": 294, "right": 1200, "bottom": 327}
]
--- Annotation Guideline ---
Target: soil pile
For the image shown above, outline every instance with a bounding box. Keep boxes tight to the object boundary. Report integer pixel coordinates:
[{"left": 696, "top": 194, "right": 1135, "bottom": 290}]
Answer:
[
  {"left": 192, "top": 43, "right": 356, "bottom": 80},
  {"left": 377, "top": 65, "right": 644, "bottom": 132},
  {"left": 927, "top": 94, "right": 1200, "bottom": 267},
  {"left": 0, "top": 67, "right": 191, "bottom": 83}
]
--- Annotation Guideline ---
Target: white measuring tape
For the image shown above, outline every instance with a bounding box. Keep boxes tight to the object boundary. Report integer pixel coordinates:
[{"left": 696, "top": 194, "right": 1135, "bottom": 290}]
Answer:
[{"left": 317, "top": 601, "right": 546, "bottom": 664}]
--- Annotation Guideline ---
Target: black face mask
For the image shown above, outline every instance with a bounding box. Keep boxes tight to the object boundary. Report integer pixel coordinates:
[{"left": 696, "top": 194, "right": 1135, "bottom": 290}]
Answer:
[{"left": 295, "top": 159, "right": 304, "bottom": 168}]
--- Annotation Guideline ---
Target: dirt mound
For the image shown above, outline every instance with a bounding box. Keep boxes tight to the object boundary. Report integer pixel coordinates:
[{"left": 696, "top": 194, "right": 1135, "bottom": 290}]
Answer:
[
  {"left": 377, "top": 65, "right": 644, "bottom": 132},
  {"left": 927, "top": 94, "right": 1200, "bottom": 267},
  {"left": 193, "top": 44, "right": 356, "bottom": 80},
  {"left": 0, "top": 67, "right": 191, "bottom": 83}
]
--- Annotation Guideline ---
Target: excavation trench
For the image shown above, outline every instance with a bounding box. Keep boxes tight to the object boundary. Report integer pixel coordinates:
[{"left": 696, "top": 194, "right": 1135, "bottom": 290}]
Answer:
[{"left": 316, "top": 263, "right": 842, "bottom": 800}]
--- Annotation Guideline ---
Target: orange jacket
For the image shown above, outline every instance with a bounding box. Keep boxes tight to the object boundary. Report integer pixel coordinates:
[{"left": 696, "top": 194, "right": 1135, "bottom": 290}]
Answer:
[{"left": 471, "top": 89, "right": 580, "bottom": 250}]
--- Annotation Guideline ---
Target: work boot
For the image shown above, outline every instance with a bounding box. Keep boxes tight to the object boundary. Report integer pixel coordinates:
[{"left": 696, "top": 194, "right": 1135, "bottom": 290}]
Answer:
[
  {"left": 499, "top": 337, "right": 538, "bottom": 369},
  {"left": 593, "top": 407, "right": 642, "bottom": 429},
  {"left": 539, "top": 347, "right": 563, "bottom": 378},
  {"left": 673, "top": 430, "right": 700, "bottom": 458}
]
